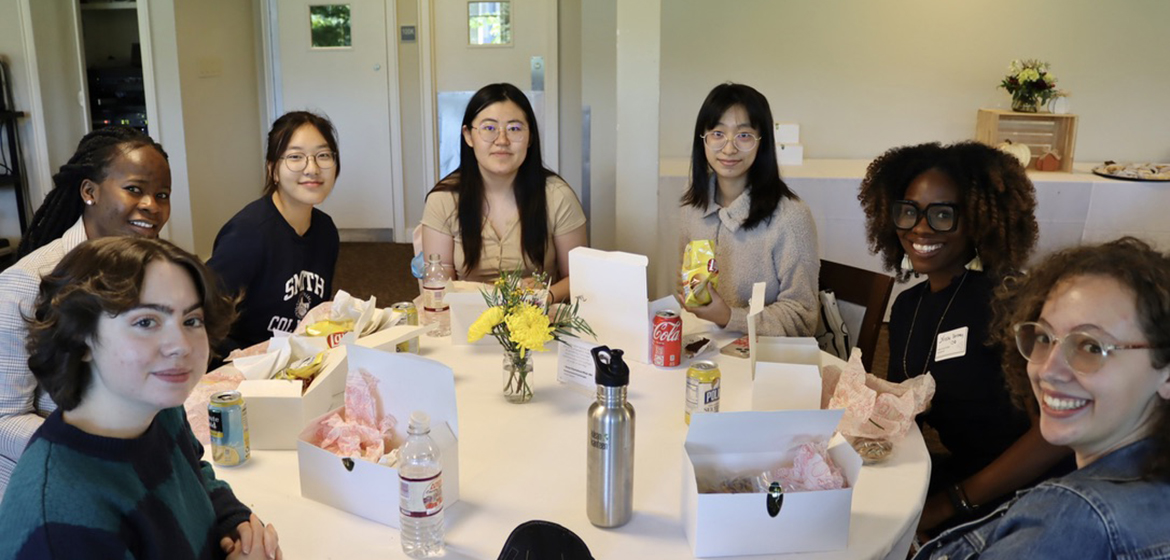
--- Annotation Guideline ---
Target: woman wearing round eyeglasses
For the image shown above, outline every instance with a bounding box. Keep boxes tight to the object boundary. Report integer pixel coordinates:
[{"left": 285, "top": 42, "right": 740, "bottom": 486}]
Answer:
[
  {"left": 859, "top": 141, "right": 1073, "bottom": 536},
  {"left": 913, "top": 237, "right": 1170, "bottom": 558},
  {"left": 676, "top": 83, "right": 819, "bottom": 336},
  {"left": 207, "top": 111, "right": 341, "bottom": 355},
  {"left": 422, "top": 83, "right": 586, "bottom": 303}
]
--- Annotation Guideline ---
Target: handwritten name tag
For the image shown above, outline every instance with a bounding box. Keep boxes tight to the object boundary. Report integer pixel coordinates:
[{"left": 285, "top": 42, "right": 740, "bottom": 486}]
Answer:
[{"left": 935, "top": 327, "right": 969, "bottom": 362}]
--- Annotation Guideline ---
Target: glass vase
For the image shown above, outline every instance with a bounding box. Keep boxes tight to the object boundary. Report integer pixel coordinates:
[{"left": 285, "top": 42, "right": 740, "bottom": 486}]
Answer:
[
  {"left": 502, "top": 350, "right": 534, "bottom": 404},
  {"left": 1011, "top": 93, "right": 1040, "bottom": 113}
]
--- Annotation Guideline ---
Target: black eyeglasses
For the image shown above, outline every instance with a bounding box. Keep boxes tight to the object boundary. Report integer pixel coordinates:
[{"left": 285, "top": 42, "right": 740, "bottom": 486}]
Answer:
[
  {"left": 1013, "top": 321, "right": 1161, "bottom": 375},
  {"left": 891, "top": 200, "right": 958, "bottom": 232}
]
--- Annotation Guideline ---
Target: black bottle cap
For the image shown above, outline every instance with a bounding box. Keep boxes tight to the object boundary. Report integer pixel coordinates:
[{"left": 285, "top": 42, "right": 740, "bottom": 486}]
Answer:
[{"left": 591, "top": 346, "right": 629, "bottom": 387}]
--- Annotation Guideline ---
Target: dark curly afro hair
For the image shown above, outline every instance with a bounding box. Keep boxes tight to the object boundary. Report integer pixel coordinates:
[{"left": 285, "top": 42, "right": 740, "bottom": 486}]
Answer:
[{"left": 858, "top": 141, "right": 1039, "bottom": 282}]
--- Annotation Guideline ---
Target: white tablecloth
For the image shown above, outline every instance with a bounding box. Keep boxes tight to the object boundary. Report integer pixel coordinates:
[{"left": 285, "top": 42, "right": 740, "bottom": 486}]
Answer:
[{"left": 211, "top": 334, "right": 930, "bottom": 559}]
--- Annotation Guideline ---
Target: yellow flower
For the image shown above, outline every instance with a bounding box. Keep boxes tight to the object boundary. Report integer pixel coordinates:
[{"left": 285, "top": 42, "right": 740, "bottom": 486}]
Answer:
[
  {"left": 504, "top": 303, "right": 554, "bottom": 357},
  {"left": 468, "top": 306, "right": 506, "bottom": 342}
]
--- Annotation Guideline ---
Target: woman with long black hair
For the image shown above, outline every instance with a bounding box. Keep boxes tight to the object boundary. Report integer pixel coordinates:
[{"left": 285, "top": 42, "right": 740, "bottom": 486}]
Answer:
[
  {"left": 677, "top": 83, "right": 819, "bottom": 336},
  {"left": 421, "top": 83, "right": 586, "bottom": 303}
]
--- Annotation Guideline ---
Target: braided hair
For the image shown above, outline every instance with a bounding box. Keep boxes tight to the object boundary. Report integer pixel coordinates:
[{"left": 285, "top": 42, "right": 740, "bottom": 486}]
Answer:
[{"left": 16, "top": 126, "right": 168, "bottom": 259}]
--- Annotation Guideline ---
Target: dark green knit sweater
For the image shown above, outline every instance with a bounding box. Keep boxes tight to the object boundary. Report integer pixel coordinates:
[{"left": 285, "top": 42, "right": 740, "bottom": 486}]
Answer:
[{"left": 0, "top": 407, "right": 251, "bottom": 559}]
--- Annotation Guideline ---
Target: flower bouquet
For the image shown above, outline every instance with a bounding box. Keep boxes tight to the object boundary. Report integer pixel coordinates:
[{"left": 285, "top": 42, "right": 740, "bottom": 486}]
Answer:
[
  {"left": 999, "top": 59, "right": 1059, "bottom": 112},
  {"left": 468, "top": 270, "right": 595, "bottom": 403}
]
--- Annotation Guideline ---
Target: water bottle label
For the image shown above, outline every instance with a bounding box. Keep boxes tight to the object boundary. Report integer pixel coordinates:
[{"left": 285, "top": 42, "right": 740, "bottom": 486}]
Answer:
[
  {"left": 400, "top": 472, "right": 444, "bottom": 518},
  {"left": 422, "top": 286, "right": 447, "bottom": 312}
]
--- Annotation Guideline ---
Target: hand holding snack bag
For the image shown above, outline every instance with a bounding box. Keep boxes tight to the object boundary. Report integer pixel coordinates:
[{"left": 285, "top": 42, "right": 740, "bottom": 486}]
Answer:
[{"left": 682, "top": 240, "right": 720, "bottom": 307}]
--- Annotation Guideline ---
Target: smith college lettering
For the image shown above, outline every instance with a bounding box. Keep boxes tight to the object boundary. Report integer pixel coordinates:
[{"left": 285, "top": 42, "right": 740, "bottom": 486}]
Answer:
[{"left": 267, "top": 271, "right": 327, "bottom": 334}]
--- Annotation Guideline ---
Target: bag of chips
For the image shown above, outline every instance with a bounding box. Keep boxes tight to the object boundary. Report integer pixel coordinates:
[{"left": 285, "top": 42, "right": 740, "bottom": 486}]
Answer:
[{"left": 682, "top": 240, "right": 720, "bottom": 307}]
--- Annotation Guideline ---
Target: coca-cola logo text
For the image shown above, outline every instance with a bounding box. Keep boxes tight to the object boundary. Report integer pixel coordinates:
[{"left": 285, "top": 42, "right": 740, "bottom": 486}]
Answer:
[{"left": 653, "top": 321, "right": 681, "bottom": 342}]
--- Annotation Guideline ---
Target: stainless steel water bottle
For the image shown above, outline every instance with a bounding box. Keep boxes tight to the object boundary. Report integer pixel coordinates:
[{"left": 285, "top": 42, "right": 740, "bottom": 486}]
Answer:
[{"left": 587, "top": 346, "right": 635, "bottom": 528}]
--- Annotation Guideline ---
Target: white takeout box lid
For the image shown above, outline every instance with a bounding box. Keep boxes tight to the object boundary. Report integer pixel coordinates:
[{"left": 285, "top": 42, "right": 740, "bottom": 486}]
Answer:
[
  {"left": 447, "top": 285, "right": 493, "bottom": 346},
  {"left": 682, "top": 409, "right": 861, "bottom": 557},
  {"left": 570, "top": 246, "right": 655, "bottom": 363},
  {"left": 297, "top": 345, "right": 461, "bottom": 528},
  {"left": 237, "top": 344, "right": 348, "bottom": 450},
  {"left": 751, "top": 336, "right": 824, "bottom": 411}
]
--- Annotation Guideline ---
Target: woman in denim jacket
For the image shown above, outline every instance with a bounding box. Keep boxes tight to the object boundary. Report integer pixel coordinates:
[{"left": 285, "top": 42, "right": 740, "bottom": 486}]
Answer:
[{"left": 915, "top": 237, "right": 1170, "bottom": 559}]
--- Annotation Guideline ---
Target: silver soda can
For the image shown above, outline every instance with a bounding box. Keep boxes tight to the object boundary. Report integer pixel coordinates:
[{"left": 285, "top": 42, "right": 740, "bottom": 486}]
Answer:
[{"left": 209, "top": 391, "right": 250, "bottom": 466}]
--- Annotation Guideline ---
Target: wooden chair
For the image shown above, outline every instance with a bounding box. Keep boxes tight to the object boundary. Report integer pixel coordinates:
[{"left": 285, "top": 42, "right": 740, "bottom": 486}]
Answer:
[{"left": 818, "top": 260, "right": 894, "bottom": 372}]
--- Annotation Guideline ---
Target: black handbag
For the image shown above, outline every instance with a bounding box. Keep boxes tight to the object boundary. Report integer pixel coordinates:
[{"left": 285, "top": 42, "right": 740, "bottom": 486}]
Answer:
[{"left": 497, "top": 520, "right": 594, "bottom": 560}]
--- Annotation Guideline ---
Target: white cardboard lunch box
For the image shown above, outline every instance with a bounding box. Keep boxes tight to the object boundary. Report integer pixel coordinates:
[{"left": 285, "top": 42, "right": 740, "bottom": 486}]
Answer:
[
  {"left": 682, "top": 409, "right": 861, "bottom": 557},
  {"left": 237, "top": 324, "right": 427, "bottom": 450},
  {"left": 296, "top": 344, "right": 460, "bottom": 528}
]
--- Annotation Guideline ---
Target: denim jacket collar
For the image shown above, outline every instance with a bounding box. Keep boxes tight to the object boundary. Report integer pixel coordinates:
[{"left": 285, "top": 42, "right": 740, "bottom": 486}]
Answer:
[{"left": 1062, "top": 438, "right": 1151, "bottom": 483}]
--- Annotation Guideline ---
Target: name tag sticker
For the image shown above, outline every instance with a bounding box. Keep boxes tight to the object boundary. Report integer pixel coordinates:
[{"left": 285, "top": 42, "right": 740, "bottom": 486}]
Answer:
[{"left": 935, "top": 327, "right": 969, "bottom": 362}]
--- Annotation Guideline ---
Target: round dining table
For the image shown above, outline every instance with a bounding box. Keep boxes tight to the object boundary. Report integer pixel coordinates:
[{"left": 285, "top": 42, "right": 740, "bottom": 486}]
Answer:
[{"left": 209, "top": 328, "right": 930, "bottom": 559}]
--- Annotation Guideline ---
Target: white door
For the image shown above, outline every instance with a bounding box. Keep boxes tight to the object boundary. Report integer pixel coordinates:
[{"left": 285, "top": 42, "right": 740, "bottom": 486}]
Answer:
[
  {"left": 430, "top": 0, "right": 558, "bottom": 179},
  {"left": 272, "top": 0, "right": 401, "bottom": 234}
]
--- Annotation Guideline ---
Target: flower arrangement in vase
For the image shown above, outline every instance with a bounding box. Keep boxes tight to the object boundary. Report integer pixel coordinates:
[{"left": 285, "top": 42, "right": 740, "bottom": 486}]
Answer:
[
  {"left": 999, "top": 59, "right": 1059, "bottom": 113},
  {"left": 468, "top": 270, "right": 595, "bottom": 403}
]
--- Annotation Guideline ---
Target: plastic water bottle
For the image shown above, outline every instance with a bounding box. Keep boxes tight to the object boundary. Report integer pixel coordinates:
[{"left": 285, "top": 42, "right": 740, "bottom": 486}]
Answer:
[
  {"left": 422, "top": 254, "right": 451, "bottom": 337},
  {"left": 399, "top": 411, "right": 445, "bottom": 557}
]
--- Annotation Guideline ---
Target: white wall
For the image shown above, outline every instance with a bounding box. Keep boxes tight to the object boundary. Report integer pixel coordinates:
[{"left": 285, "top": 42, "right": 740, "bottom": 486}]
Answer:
[
  {"left": 659, "top": 0, "right": 1170, "bottom": 162},
  {"left": 172, "top": 0, "right": 265, "bottom": 258},
  {"left": 580, "top": 0, "right": 616, "bottom": 250},
  {"left": 614, "top": 0, "right": 662, "bottom": 289},
  {"left": 557, "top": 0, "right": 582, "bottom": 216},
  {"left": 398, "top": 0, "right": 428, "bottom": 232}
]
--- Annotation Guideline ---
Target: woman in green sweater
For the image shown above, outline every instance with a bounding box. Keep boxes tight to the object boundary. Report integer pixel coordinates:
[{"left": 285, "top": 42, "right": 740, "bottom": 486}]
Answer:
[{"left": 0, "top": 237, "right": 281, "bottom": 559}]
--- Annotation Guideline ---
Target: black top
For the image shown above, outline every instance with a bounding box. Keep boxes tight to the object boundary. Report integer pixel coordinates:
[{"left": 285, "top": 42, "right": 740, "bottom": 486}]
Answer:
[
  {"left": 887, "top": 270, "right": 1029, "bottom": 482},
  {"left": 207, "top": 195, "right": 339, "bottom": 355}
]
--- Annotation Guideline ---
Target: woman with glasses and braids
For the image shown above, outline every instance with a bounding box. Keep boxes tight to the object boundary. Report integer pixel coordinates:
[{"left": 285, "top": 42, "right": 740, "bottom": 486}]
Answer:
[
  {"left": 0, "top": 126, "right": 171, "bottom": 499},
  {"left": 207, "top": 111, "right": 341, "bottom": 356},
  {"left": 914, "top": 237, "right": 1170, "bottom": 558},
  {"left": 676, "top": 83, "right": 818, "bottom": 336},
  {"left": 421, "top": 83, "right": 586, "bottom": 304},
  {"left": 859, "top": 141, "right": 1073, "bottom": 537}
]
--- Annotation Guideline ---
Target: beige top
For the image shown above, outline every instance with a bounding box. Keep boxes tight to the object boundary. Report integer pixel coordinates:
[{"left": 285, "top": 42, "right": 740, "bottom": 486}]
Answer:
[{"left": 422, "top": 176, "right": 587, "bottom": 283}]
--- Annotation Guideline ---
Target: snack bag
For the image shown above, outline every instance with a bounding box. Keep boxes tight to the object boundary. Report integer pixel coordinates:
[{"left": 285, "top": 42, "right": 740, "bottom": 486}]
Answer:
[{"left": 682, "top": 239, "right": 719, "bottom": 307}]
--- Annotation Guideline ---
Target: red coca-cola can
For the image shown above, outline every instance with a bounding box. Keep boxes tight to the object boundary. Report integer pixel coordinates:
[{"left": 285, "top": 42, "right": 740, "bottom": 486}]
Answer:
[{"left": 653, "top": 310, "right": 682, "bottom": 367}]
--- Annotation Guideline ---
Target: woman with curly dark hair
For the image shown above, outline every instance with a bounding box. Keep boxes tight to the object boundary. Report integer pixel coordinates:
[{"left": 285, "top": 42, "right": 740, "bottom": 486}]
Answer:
[
  {"left": 858, "top": 141, "right": 1072, "bottom": 535},
  {"left": 915, "top": 237, "right": 1170, "bottom": 558}
]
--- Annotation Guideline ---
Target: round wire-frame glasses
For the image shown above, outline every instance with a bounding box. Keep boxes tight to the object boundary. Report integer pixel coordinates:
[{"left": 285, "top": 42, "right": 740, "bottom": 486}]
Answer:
[
  {"left": 700, "top": 130, "right": 760, "bottom": 152},
  {"left": 471, "top": 122, "right": 528, "bottom": 143},
  {"left": 1012, "top": 321, "right": 1160, "bottom": 375},
  {"left": 281, "top": 151, "right": 336, "bottom": 172}
]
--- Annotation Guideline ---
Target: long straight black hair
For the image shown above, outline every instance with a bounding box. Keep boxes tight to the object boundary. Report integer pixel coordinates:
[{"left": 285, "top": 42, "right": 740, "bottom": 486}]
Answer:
[
  {"left": 429, "top": 83, "right": 557, "bottom": 275},
  {"left": 681, "top": 83, "right": 796, "bottom": 230}
]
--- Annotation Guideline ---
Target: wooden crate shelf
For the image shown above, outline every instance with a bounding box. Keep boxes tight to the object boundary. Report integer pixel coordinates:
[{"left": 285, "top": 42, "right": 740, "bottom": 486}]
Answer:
[{"left": 975, "top": 109, "right": 1078, "bottom": 172}]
